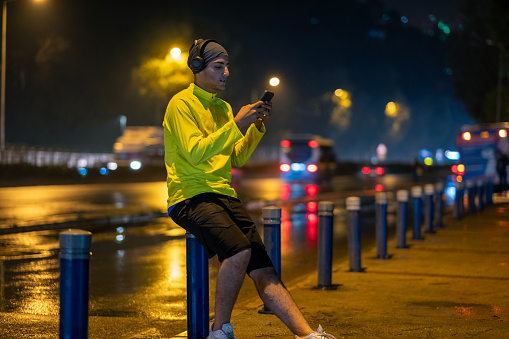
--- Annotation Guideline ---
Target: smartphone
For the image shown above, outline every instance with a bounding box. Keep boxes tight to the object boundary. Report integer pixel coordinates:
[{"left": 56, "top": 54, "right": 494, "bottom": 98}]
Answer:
[{"left": 259, "top": 90, "right": 274, "bottom": 102}]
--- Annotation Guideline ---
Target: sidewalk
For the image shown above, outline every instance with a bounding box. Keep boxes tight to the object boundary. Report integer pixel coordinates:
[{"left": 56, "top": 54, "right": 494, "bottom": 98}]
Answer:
[{"left": 218, "top": 201, "right": 509, "bottom": 338}]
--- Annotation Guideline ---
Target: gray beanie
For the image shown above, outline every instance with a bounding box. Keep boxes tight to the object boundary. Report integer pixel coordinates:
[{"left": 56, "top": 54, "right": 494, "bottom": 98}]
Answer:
[{"left": 187, "top": 39, "right": 229, "bottom": 74}]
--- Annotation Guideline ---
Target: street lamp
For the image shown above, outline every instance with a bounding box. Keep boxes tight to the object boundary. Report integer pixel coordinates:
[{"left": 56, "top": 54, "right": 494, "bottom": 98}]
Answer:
[
  {"left": 251, "top": 77, "right": 280, "bottom": 102},
  {"left": 269, "top": 77, "right": 280, "bottom": 87},
  {"left": 1, "top": 0, "right": 45, "bottom": 153}
]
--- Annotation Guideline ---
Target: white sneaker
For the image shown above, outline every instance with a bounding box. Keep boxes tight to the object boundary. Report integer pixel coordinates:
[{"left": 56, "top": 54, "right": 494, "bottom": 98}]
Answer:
[
  {"left": 206, "top": 323, "right": 235, "bottom": 339},
  {"left": 295, "top": 325, "right": 336, "bottom": 339}
]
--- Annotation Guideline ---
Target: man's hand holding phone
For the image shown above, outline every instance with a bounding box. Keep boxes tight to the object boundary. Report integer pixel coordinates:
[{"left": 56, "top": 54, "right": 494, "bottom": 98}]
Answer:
[{"left": 254, "top": 90, "right": 274, "bottom": 130}]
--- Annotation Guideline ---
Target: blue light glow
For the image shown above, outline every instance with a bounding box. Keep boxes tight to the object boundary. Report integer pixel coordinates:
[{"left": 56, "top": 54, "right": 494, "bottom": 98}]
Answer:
[{"left": 445, "top": 151, "right": 460, "bottom": 161}]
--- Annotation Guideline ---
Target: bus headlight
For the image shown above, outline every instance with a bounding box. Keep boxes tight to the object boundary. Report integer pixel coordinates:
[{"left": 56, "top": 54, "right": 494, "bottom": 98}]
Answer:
[
  {"left": 130, "top": 160, "right": 142, "bottom": 170},
  {"left": 291, "top": 163, "right": 306, "bottom": 171}
]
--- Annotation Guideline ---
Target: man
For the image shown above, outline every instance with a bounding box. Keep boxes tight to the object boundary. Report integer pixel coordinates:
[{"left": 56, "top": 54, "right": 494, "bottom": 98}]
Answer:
[{"left": 163, "top": 39, "right": 335, "bottom": 339}]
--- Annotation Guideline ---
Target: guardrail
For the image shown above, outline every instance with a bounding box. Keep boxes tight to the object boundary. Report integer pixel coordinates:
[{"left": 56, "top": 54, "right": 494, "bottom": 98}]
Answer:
[{"left": 0, "top": 146, "right": 110, "bottom": 168}]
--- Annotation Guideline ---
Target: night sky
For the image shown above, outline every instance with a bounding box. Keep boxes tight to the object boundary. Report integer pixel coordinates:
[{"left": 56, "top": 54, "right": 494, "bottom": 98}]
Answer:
[{"left": 4, "top": 0, "right": 473, "bottom": 161}]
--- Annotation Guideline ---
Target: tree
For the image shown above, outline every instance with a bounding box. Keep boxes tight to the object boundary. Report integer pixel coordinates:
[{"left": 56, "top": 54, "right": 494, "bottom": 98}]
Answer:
[{"left": 450, "top": 0, "right": 509, "bottom": 123}]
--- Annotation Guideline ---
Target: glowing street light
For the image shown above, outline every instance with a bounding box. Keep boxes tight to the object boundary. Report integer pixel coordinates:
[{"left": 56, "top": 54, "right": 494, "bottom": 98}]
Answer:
[
  {"left": 169, "top": 47, "right": 182, "bottom": 61},
  {"left": 269, "top": 77, "right": 280, "bottom": 87},
  {"left": 385, "top": 102, "right": 397, "bottom": 117}
]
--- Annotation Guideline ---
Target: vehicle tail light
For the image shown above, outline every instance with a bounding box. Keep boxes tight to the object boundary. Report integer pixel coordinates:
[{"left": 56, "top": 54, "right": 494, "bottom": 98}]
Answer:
[{"left": 307, "top": 164, "right": 318, "bottom": 172}]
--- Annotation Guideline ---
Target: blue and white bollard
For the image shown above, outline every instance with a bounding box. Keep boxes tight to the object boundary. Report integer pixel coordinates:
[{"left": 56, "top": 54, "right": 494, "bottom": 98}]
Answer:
[
  {"left": 454, "top": 182, "right": 464, "bottom": 220},
  {"left": 466, "top": 180, "right": 476, "bottom": 214},
  {"left": 346, "top": 197, "right": 362, "bottom": 272},
  {"left": 260, "top": 206, "right": 281, "bottom": 313},
  {"left": 186, "top": 232, "right": 209, "bottom": 339},
  {"left": 412, "top": 186, "right": 423, "bottom": 240},
  {"left": 375, "top": 192, "right": 389, "bottom": 259},
  {"left": 477, "top": 180, "right": 485, "bottom": 211},
  {"left": 396, "top": 190, "right": 409, "bottom": 249},
  {"left": 424, "top": 184, "right": 435, "bottom": 234},
  {"left": 317, "top": 201, "right": 335, "bottom": 288},
  {"left": 59, "top": 229, "right": 92, "bottom": 339},
  {"left": 435, "top": 182, "right": 444, "bottom": 228}
]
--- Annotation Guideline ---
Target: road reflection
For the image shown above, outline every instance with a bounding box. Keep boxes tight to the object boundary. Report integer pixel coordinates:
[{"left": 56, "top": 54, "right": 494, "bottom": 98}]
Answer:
[{"left": 0, "top": 182, "right": 168, "bottom": 228}]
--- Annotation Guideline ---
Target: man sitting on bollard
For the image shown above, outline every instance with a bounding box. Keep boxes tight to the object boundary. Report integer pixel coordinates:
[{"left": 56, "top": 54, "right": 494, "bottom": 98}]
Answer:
[{"left": 163, "top": 39, "right": 336, "bottom": 339}]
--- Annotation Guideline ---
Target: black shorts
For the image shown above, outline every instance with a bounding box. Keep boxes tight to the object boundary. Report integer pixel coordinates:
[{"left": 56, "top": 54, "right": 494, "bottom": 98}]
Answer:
[{"left": 169, "top": 193, "right": 273, "bottom": 274}]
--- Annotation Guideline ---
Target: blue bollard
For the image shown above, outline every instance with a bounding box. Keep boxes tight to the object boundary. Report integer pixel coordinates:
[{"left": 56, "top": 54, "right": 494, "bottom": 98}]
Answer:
[
  {"left": 259, "top": 206, "right": 281, "bottom": 314},
  {"left": 454, "top": 182, "right": 462, "bottom": 220},
  {"left": 317, "top": 201, "right": 335, "bottom": 288},
  {"left": 477, "top": 180, "right": 485, "bottom": 211},
  {"left": 435, "top": 182, "right": 444, "bottom": 228},
  {"left": 424, "top": 184, "right": 435, "bottom": 234},
  {"left": 412, "top": 186, "right": 423, "bottom": 240},
  {"left": 466, "top": 180, "right": 476, "bottom": 214},
  {"left": 186, "top": 232, "right": 209, "bottom": 339},
  {"left": 375, "top": 192, "right": 389, "bottom": 259},
  {"left": 396, "top": 190, "right": 409, "bottom": 249},
  {"left": 346, "top": 197, "right": 362, "bottom": 272},
  {"left": 59, "top": 229, "right": 92, "bottom": 339}
]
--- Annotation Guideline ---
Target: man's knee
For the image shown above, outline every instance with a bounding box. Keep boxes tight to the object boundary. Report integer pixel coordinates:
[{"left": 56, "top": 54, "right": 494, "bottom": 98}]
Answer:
[
  {"left": 249, "top": 266, "right": 281, "bottom": 289},
  {"left": 224, "top": 248, "right": 251, "bottom": 268}
]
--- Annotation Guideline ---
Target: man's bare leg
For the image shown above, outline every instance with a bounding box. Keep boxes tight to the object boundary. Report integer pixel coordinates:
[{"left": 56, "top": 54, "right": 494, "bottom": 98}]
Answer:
[
  {"left": 212, "top": 249, "right": 251, "bottom": 331},
  {"left": 249, "top": 267, "right": 314, "bottom": 337}
]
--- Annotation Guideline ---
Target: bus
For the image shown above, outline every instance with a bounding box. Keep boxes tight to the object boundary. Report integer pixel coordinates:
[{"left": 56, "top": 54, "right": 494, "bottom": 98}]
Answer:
[
  {"left": 455, "top": 122, "right": 508, "bottom": 191},
  {"left": 111, "top": 126, "right": 164, "bottom": 169},
  {"left": 279, "top": 134, "right": 336, "bottom": 183}
]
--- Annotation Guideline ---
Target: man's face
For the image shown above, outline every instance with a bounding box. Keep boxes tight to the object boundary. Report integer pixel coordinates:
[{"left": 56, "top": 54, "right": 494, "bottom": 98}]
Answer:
[{"left": 196, "top": 57, "right": 229, "bottom": 93}]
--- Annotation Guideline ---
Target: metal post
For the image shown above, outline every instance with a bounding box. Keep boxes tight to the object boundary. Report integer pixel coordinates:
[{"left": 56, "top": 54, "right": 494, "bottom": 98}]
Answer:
[
  {"left": 459, "top": 183, "right": 466, "bottom": 215},
  {"left": 424, "top": 184, "right": 435, "bottom": 234},
  {"left": 486, "top": 178, "right": 494, "bottom": 205},
  {"left": 466, "top": 180, "right": 476, "bottom": 214},
  {"left": 477, "top": 180, "right": 484, "bottom": 211},
  {"left": 375, "top": 192, "right": 389, "bottom": 259},
  {"left": 185, "top": 232, "right": 209, "bottom": 339},
  {"left": 346, "top": 197, "right": 362, "bottom": 272},
  {"left": 396, "top": 190, "right": 408, "bottom": 249},
  {"left": 59, "top": 229, "right": 92, "bottom": 339},
  {"left": 0, "top": 258, "right": 4, "bottom": 311},
  {"left": 259, "top": 206, "right": 281, "bottom": 314},
  {"left": 1, "top": 1, "right": 7, "bottom": 152},
  {"left": 435, "top": 182, "right": 444, "bottom": 228},
  {"left": 412, "top": 186, "right": 423, "bottom": 240},
  {"left": 454, "top": 182, "right": 464, "bottom": 219},
  {"left": 317, "top": 201, "right": 334, "bottom": 288}
]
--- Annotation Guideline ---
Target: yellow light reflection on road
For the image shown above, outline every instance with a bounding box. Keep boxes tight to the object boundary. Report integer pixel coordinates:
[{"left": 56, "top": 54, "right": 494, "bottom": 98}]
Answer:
[{"left": 143, "top": 239, "right": 187, "bottom": 320}]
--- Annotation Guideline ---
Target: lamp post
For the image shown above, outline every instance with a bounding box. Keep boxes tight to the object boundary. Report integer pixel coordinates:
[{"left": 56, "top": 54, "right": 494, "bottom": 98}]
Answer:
[
  {"left": 1, "top": 0, "right": 45, "bottom": 153},
  {"left": 1, "top": 0, "right": 9, "bottom": 153}
]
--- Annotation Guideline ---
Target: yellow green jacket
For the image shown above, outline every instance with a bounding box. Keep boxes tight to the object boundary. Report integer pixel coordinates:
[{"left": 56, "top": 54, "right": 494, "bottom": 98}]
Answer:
[{"left": 163, "top": 83, "right": 265, "bottom": 208}]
